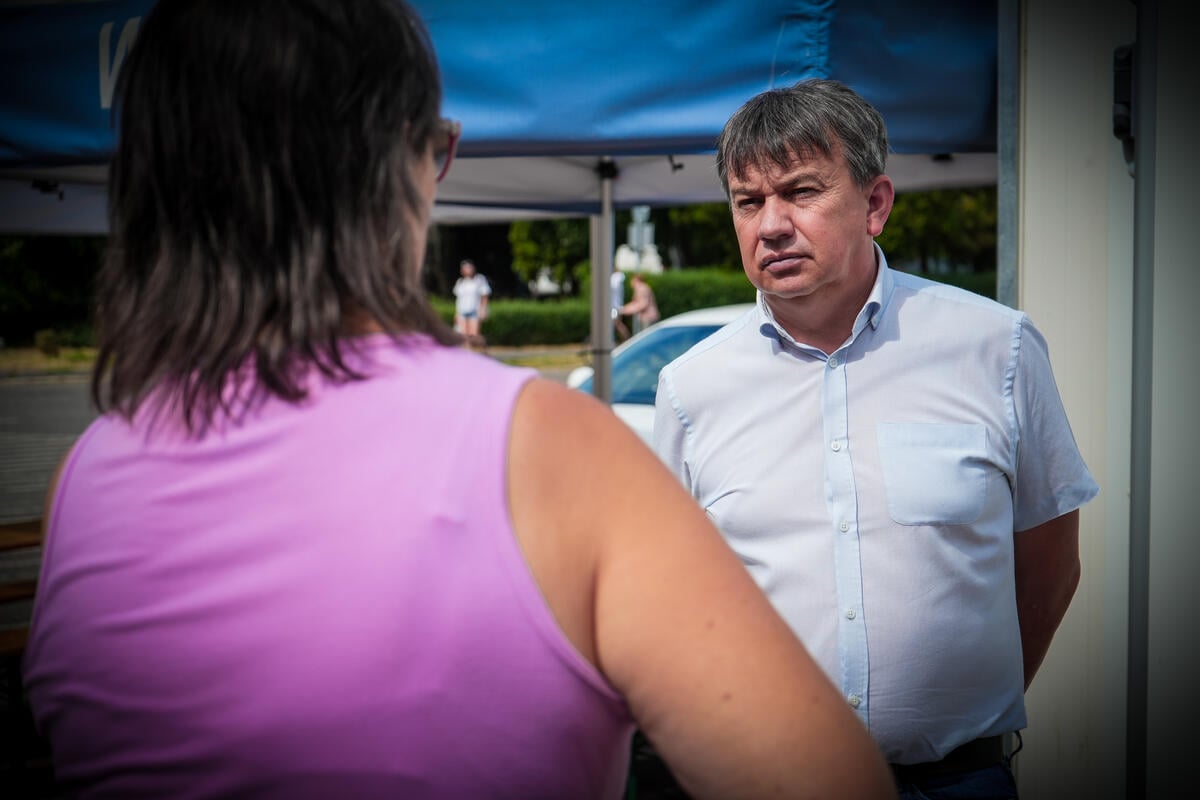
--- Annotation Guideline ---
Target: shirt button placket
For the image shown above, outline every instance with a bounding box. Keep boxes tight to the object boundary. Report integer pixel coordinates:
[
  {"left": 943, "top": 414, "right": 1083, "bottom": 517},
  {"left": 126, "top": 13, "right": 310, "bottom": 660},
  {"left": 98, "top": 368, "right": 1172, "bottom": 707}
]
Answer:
[{"left": 823, "top": 346, "right": 867, "bottom": 725}]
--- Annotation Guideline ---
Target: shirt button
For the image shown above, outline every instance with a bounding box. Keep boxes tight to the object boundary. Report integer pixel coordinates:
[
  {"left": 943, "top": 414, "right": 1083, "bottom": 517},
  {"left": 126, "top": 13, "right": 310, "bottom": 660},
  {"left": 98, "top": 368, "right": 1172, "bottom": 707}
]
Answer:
[
  {"left": 830, "top": 440, "right": 841, "bottom": 452},
  {"left": 839, "top": 521, "right": 849, "bottom": 532},
  {"left": 828, "top": 356, "right": 839, "bottom": 368},
  {"left": 846, "top": 608, "right": 856, "bottom": 620},
  {"left": 848, "top": 694, "right": 862, "bottom": 709}
]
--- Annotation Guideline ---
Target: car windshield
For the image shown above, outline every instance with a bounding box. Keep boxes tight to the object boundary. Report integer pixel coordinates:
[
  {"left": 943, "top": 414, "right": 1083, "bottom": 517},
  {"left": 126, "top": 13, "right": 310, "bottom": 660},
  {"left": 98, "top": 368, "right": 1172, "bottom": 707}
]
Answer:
[{"left": 578, "top": 324, "right": 723, "bottom": 405}]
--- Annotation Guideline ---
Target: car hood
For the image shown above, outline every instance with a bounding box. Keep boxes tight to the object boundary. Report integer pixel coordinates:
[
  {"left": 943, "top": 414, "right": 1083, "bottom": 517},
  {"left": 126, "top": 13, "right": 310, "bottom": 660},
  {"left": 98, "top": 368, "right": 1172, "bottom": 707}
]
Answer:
[{"left": 611, "top": 403, "right": 656, "bottom": 450}]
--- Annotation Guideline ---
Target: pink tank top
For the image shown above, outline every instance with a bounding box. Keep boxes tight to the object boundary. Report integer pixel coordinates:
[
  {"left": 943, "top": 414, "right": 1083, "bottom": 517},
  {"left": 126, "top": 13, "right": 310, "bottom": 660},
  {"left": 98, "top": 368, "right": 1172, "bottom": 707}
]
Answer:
[{"left": 25, "top": 335, "right": 634, "bottom": 799}]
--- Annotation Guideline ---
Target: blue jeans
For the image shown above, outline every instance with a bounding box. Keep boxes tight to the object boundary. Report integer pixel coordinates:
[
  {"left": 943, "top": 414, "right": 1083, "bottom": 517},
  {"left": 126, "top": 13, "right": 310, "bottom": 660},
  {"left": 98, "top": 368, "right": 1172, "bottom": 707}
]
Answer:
[{"left": 895, "top": 762, "right": 1018, "bottom": 800}]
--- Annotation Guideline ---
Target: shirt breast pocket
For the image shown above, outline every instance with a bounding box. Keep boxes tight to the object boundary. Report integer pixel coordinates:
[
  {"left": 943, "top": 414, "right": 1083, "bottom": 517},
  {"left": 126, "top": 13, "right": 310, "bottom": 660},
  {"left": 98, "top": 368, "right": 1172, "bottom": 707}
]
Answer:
[{"left": 876, "top": 422, "right": 989, "bottom": 526}]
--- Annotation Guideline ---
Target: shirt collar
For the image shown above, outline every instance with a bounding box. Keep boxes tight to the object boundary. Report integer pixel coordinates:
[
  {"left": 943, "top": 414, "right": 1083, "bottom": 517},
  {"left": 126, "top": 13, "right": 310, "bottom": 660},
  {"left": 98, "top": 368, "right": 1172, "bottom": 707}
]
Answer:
[
  {"left": 756, "top": 242, "right": 893, "bottom": 350},
  {"left": 862, "top": 242, "right": 891, "bottom": 331}
]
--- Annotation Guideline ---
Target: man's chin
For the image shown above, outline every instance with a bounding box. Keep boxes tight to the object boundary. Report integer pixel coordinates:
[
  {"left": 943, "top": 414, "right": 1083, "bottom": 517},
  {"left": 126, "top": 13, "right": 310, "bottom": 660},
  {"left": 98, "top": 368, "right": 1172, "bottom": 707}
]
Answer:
[{"left": 757, "top": 282, "right": 815, "bottom": 301}]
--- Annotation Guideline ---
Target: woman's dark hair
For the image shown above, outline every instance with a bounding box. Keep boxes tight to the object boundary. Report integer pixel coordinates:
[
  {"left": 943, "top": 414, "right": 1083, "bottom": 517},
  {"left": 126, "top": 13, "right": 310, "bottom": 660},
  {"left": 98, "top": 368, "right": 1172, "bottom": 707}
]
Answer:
[{"left": 95, "top": 0, "right": 458, "bottom": 431}]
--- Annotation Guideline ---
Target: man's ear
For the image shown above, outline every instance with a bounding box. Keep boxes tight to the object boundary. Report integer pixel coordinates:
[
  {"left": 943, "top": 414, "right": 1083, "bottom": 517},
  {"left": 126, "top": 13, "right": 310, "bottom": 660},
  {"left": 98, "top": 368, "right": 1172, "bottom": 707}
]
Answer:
[{"left": 865, "top": 175, "right": 895, "bottom": 236}]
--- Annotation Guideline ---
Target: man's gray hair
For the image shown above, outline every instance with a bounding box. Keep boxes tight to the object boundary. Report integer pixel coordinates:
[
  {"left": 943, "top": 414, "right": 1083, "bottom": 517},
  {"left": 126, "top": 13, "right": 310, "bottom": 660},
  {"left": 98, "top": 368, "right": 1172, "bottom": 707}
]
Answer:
[{"left": 716, "top": 78, "right": 889, "bottom": 195}]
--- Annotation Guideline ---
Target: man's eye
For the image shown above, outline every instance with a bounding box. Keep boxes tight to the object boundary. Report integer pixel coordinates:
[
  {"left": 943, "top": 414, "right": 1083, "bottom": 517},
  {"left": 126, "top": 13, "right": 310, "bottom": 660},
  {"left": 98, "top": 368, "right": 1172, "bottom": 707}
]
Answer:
[{"left": 735, "top": 198, "right": 761, "bottom": 209}]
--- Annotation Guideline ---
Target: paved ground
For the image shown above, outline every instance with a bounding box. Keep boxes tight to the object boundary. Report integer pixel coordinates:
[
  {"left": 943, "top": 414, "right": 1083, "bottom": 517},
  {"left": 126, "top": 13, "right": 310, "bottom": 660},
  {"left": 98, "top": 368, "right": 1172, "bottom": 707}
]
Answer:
[
  {"left": 0, "top": 349, "right": 586, "bottom": 526},
  {"left": 0, "top": 374, "right": 94, "bottom": 525}
]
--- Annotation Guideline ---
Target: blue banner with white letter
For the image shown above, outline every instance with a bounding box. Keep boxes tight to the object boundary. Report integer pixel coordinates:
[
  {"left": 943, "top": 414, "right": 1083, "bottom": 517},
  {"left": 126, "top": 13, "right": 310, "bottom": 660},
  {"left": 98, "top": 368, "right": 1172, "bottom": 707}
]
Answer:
[
  {"left": 0, "top": 0, "right": 152, "bottom": 166},
  {"left": 0, "top": 0, "right": 995, "bottom": 170}
]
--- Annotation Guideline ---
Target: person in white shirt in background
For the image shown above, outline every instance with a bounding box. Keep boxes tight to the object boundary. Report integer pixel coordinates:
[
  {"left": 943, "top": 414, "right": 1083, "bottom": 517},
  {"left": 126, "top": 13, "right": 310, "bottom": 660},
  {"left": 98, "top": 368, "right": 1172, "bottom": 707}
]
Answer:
[
  {"left": 653, "top": 78, "right": 1099, "bottom": 800},
  {"left": 610, "top": 270, "right": 630, "bottom": 341},
  {"left": 453, "top": 258, "right": 490, "bottom": 347}
]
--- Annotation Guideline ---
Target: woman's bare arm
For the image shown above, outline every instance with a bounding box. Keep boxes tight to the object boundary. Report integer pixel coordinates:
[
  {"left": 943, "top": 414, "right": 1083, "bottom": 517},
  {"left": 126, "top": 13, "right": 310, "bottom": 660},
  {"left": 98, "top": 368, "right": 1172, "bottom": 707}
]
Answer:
[{"left": 508, "top": 379, "right": 895, "bottom": 800}]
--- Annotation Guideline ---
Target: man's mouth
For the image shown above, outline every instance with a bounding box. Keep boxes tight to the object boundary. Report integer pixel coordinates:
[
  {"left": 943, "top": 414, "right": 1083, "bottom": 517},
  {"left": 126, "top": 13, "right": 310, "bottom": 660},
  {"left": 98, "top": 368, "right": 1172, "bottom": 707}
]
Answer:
[{"left": 761, "top": 253, "right": 804, "bottom": 272}]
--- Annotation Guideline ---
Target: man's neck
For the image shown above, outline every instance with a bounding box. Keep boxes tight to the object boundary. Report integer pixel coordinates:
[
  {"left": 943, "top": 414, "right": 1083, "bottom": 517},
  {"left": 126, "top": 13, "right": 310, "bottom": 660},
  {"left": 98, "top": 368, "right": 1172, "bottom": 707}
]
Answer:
[{"left": 767, "top": 266, "right": 878, "bottom": 355}]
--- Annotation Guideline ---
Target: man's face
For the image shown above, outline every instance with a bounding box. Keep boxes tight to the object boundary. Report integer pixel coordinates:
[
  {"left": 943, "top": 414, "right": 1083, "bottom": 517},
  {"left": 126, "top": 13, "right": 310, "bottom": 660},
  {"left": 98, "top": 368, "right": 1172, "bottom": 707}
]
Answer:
[{"left": 727, "top": 145, "right": 890, "bottom": 308}]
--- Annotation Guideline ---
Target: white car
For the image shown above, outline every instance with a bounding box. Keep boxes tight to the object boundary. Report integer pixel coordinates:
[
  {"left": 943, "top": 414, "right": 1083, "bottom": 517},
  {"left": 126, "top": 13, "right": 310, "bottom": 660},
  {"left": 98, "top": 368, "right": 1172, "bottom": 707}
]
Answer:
[{"left": 567, "top": 304, "right": 753, "bottom": 446}]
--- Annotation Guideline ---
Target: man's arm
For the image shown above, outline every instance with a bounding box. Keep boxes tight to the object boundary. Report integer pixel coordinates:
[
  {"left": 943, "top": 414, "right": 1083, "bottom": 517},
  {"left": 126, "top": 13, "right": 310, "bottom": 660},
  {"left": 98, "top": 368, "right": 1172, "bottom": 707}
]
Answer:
[
  {"left": 652, "top": 371, "right": 690, "bottom": 487},
  {"left": 1014, "top": 509, "right": 1081, "bottom": 690}
]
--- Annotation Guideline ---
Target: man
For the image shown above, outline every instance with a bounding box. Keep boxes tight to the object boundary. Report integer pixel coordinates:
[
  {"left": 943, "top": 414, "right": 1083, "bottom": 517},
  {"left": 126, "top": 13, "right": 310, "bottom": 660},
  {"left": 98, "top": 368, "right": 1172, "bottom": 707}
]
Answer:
[
  {"left": 653, "top": 79, "right": 1098, "bottom": 799},
  {"left": 452, "top": 258, "right": 490, "bottom": 347}
]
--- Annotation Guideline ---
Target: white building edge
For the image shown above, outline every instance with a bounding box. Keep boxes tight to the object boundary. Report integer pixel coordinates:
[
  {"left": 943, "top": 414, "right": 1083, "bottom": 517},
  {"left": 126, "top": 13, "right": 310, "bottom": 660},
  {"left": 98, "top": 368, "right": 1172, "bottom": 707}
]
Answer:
[{"left": 1009, "top": 1, "right": 1196, "bottom": 797}]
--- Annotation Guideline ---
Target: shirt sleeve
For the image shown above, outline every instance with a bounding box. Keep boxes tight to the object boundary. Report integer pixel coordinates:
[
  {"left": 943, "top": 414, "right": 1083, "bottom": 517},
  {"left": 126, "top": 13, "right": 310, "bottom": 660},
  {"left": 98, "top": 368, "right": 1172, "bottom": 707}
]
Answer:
[
  {"left": 1011, "top": 315, "right": 1100, "bottom": 532},
  {"left": 480, "top": 276, "right": 492, "bottom": 296},
  {"left": 653, "top": 367, "right": 692, "bottom": 491}
]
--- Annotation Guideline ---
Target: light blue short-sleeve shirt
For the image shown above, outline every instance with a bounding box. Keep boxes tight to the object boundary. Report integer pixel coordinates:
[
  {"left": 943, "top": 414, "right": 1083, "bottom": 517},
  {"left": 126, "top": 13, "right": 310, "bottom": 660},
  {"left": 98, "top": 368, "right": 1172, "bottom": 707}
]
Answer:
[{"left": 653, "top": 247, "right": 1099, "bottom": 764}]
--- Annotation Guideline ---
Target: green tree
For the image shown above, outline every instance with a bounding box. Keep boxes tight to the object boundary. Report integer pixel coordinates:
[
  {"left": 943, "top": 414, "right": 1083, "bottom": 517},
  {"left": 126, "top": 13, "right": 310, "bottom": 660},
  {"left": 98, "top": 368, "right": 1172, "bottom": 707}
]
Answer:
[
  {"left": 876, "top": 187, "right": 997, "bottom": 273},
  {"left": 0, "top": 235, "right": 104, "bottom": 345},
  {"left": 507, "top": 218, "right": 590, "bottom": 292},
  {"left": 602, "top": 202, "right": 741, "bottom": 272},
  {"left": 664, "top": 202, "right": 740, "bottom": 269}
]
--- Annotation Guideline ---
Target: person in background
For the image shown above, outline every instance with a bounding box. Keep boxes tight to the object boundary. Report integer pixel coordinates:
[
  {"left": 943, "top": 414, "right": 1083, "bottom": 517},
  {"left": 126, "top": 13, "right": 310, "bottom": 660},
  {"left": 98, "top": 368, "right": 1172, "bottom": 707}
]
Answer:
[
  {"left": 611, "top": 269, "right": 631, "bottom": 341},
  {"left": 653, "top": 78, "right": 1099, "bottom": 800},
  {"left": 620, "top": 272, "right": 660, "bottom": 335},
  {"left": 452, "top": 257, "right": 490, "bottom": 347},
  {"left": 22, "top": 4, "right": 896, "bottom": 799}
]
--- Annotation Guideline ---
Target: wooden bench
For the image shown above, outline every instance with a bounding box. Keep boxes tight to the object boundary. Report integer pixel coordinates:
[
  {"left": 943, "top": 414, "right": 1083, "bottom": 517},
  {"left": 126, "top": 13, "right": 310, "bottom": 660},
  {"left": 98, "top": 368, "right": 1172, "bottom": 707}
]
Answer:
[
  {"left": 0, "top": 518, "right": 42, "bottom": 651},
  {"left": 0, "top": 580, "right": 35, "bottom": 657},
  {"left": 0, "top": 520, "right": 48, "bottom": 787},
  {"left": 0, "top": 519, "right": 41, "bottom": 553}
]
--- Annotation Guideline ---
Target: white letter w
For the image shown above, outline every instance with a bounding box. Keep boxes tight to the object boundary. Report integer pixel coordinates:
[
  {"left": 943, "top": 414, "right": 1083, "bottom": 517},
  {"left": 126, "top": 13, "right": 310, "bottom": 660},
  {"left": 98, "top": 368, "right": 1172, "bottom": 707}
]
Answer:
[{"left": 99, "top": 18, "right": 141, "bottom": 110}]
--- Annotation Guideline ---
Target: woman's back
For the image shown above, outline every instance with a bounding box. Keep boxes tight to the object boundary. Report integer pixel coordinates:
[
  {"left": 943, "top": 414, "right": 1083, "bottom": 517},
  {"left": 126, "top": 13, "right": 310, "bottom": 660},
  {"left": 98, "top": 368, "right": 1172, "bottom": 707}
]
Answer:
[{"left": 24, "top": 337, "right": 634, "bottom": 799}]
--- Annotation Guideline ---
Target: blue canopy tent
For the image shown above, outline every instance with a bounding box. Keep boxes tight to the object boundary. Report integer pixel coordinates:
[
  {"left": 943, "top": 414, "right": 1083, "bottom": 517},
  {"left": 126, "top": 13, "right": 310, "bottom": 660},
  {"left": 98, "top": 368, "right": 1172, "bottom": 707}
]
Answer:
[
  {"left": 0, "top": 0, "right": 998, "bottom": 396},
  {"left": 0, "top": 0, "right": 998, "bottom": 218}
]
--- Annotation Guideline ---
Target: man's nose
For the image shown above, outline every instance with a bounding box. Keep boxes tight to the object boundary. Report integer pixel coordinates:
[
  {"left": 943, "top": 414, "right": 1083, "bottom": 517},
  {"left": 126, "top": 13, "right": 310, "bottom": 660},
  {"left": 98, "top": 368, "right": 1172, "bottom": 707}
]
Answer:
[{"left": 758, "top": 196, "right": 793, "bottom": 241}]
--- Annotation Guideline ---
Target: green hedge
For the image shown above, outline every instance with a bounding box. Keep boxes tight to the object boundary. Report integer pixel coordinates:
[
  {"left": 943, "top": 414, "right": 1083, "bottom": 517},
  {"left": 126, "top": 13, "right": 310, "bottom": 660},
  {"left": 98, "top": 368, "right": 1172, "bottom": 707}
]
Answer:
[
  {"left": 21, "top": 270, "right": 995, "bottom": 354},
  {"left": 34, "top": 328, "right": 60, "bottom": 356},
  {"left": 577, "top": 267, "right": 756, "bottom": 318},
  {"left": 478, "top": 299, "right": 591, "bottom": 346},
  {"left": 431, "top": 296, "right": 590, "bottom": 346},
  {"left": 431, "top": 268, "right": 995, "bottom": 347},
  {"left": 431, "top": 269, "right": 757, "bottom": 347},
  {"left": 632, "top": 269, "right": 757, "bottom": 319},
  {"left": 634, "top": 267, "right": 997, "bottom": 311}
]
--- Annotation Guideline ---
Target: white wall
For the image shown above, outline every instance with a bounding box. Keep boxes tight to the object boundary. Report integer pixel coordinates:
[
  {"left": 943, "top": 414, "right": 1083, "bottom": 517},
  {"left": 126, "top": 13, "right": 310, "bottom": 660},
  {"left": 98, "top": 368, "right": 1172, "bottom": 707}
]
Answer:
[
  {"left": 1017, "top": 1, "right": 1198, "bottom": 797},
  {"left": 1016, "top": 1, "right": 1133, "bottom": 797}
]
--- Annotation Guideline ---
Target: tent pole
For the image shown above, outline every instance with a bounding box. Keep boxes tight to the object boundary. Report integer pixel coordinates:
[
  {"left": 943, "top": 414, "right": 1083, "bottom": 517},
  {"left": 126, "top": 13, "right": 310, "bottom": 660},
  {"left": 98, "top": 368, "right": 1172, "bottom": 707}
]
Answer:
[
  {"left": 1126, "top": 1, "right": 1157, "bottom": 796},
  {"left": 590, "top": 157, "right": 618, "bottom": 404},
  {"left": 996, "top": 0, "right": 1019, "bottom": 310}
]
